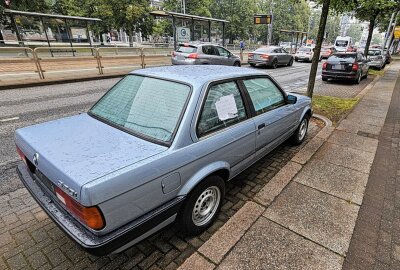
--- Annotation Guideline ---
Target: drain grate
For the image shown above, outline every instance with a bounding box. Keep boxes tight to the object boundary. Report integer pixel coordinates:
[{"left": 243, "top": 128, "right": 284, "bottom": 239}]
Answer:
[{"left": 357, "top": 131, "right": 379, "bottom": 139}]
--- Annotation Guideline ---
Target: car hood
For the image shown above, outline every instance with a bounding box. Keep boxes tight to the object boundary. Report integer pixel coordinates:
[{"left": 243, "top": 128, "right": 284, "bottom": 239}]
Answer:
[{"left": 15, "top": 113, "right": 168, "bottom": 201}]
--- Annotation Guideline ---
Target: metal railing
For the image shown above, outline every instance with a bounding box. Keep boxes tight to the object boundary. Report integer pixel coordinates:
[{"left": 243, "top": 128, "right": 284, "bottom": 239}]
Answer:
[
  {"left": 0, "top": 47, "right": 44, "bottom": 79},
  {"left": 0, "top": 45, "right": 256, "bottom": 80}
]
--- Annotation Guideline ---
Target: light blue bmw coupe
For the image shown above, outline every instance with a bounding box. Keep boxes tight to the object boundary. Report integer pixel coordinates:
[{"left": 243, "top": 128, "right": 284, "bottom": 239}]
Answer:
[{"left": 15, "top": 65, "right": 311, "bottom": 255}]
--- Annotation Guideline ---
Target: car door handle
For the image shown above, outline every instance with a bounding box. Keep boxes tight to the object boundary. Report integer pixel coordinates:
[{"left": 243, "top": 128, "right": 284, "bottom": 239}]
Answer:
[{"left": 258, "top": 123, "right": 266, "bottom": 130}]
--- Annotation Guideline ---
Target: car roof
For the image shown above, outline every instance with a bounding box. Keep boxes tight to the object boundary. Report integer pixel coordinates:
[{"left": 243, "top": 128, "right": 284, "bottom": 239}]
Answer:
[{"left": 131, "top": 65, "right": 266, "bottom": 88}]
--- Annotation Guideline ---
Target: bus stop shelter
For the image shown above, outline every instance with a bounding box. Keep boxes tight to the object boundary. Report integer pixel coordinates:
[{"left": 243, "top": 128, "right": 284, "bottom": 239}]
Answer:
[
  {"left": 150, "top": 10, "right": 229, "bottom": 49},
  {"left": 279, "top": 29, "right": 308, "bottom": 53},
  {"left": 1, "top": 9, "right": 101, "bottom": 48}
]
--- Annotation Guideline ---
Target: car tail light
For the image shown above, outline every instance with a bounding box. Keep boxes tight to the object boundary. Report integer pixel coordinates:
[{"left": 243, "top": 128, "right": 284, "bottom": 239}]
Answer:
[
  {"left": 187, "top": 53, "right": 198, "bottom": 59},
  {"left": 261, "top": 54, "right": 269, "bottom": 59},
  {"left": 55, "top": 187, "right": 105, "bottom": 230},
  {"left": 16, "top": 145, "right": 27, "bottom": 165},
  {"left": 322, "top": 62, "right": 327, "bottom": 70},
  {"left": 172, "top": 51, "right": 176, "bottom": 57},
  {"left": 248, "top": 53, "right": 253, "bottom": 58},
  {"left": 352, "top": 63, "right": 359, "bottom": 71}
]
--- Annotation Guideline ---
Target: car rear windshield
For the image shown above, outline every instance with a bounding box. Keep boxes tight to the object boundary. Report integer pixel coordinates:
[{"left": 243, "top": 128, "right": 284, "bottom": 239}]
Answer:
[
  {"left": 368, "top": 50, "right": 381, "bottom": 56},
  {"left": 298, "top": 48, "right": 311, "bottom": 52},
  {"left": 254, "top": 47, "right": 274, "bottom": 53},
  {"left": 176, "top": 46, "right": 197, "bottom": 53},
  {"left": 90, "top": 75, "right": 191, "bottom": 144},
  {"left": 335, "top": 40, "right": 349, "bottom": 47},
  {"left": 328, "top": 54, "right": 356, "bottom": 62}
]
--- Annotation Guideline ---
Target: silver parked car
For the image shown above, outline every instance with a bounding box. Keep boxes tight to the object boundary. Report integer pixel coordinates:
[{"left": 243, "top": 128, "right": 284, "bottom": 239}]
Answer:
[
  {"left": 16, "top": 66, "right": 312, "bottom": 255},
  {"left": 171, "top": 43, "right": 241, "bottom": 66},
  {"left": 248, "top": 46, "right": 294, "bottom": 68},
  {"left": 367, "top": 48, "right": 386, "bottom": 70}
]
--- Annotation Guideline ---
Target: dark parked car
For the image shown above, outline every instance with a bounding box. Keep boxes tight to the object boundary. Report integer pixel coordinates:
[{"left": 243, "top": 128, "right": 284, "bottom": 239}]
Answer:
[
  {"left": 322, "top": 52, "right": 369, "bottom": 84},
  {"left": 172, "top": 43, "right": 241, "bottom": 66},
  {"left": 248, "top": 46, "right": 294, "bottom": 68}
]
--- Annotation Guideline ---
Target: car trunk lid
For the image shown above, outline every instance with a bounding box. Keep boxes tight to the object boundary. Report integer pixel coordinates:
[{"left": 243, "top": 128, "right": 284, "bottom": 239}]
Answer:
[{"left": 15, "top": 113, "right": 168, "bottom": 203}]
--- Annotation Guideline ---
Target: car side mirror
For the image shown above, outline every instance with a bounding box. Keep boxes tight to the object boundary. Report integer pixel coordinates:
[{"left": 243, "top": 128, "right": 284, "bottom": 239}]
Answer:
[{"left": 287, "top": 94, "right": 297, "bottom": 104}]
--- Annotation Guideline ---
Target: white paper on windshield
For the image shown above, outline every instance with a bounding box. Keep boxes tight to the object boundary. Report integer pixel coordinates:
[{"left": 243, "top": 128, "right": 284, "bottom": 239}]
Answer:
[{"left": 215, "top": 94, "right": 238, "bottom": 121}]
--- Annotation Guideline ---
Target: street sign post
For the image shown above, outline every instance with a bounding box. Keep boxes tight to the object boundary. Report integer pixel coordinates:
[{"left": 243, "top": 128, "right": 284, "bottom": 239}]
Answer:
[
  {"left": 254, "top": 14, "right": 272, "bottom": 25},
  {"left": 177, "top": 27, "right": 190, "bottom": 43}
]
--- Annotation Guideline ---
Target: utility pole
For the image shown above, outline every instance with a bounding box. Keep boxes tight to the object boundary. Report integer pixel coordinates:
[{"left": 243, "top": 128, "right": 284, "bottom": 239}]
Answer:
[
  {"left": 383, "top": 12, "right": 395, "bottom": 49},
  {"left": 182, "top": 0, "right": 186, "bottom": 14}
]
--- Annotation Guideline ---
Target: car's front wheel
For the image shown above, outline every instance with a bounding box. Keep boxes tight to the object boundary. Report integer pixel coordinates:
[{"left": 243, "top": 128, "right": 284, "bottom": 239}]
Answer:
[
  {"left": 178, "top": 175, "right": 225, "bottom": 235},
  {"left": 290, "top": 116, "right": 309, "bottom": 145},
  {"left": 355, "top": 72, "right": 361, "bottom": 84},
  {"left": 249, "top": 63, "right": 256, "bottom": 67},
  {"left": 234, "top": 61, "right": 241, "bottom": 67}
]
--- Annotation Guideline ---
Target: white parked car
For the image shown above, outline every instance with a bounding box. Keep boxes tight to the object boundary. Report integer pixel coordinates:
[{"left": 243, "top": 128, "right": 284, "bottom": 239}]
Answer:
[{"left": 294, "top": 47, "right": 321, "bottom": 62}]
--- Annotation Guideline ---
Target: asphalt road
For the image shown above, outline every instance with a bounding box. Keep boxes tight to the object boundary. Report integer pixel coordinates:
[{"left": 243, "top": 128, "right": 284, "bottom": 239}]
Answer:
[{"left": 0, "top": 61, "right": 320, "bottom": 195}]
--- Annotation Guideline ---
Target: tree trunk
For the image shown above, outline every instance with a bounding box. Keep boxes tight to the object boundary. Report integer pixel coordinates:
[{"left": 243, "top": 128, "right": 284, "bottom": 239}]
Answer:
[
  {"left": 364, "top": 16, "right": 376, "bottom": 57},
  {"left": 306, "top": 0, "right": 330, "bottom": 98}
]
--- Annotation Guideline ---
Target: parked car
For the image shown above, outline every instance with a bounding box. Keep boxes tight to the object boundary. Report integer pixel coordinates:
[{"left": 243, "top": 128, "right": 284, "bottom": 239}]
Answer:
[
  {"left": 367, "top": 48, "right": 386, "bottom": 70},
  {"left": 320, "top": 47, "right": 336, "bottom": 59},
  {"left": 248, "top": 46, "right": 294, "bottom": 68},
  {"left": 322, "top": 52, "right": 369, "bottom": 84},
  {"left": 294, "top": 47, "right": 321, "bottom": 62},
  {"left": 16, "top": 65, "right": 312, "bottom": 256},
  {"left": 171, "top": 43, "right": 241, "bottom": 66}
]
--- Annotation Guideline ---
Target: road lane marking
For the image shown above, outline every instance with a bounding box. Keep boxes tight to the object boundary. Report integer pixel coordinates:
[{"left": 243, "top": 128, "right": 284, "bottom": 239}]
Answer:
[{"left": 0, "top": 117, "right": 19, "bottom": 122}]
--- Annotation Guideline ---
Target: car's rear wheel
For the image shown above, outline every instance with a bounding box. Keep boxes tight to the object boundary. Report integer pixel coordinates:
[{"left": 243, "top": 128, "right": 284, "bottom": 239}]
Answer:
[
  {"left": 271, "top": 59, "right": 278, "bottom": 69},
  {"left": 287, "top": 58, "right": 294, "bottom": 66},
  {"left": 355, "top": 72, "right": 361, "bottom": 84},
  {"left": 234, "top": 61, "right": 241, "bottom": 67},
  {"left": 178, "top": 175, "right": 225, "bottom": 235},
  {"left": 322, "top": 76, "right": 328, "bottom": 81},
  {"left": 290, "top": 115, "right": 309, "bottom": 145}
]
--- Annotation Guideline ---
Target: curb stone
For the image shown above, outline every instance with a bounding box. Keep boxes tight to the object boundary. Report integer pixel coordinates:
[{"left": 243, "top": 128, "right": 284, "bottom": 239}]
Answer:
[{"left": 179, "top": 115, "right": 334, "bottom": 269}]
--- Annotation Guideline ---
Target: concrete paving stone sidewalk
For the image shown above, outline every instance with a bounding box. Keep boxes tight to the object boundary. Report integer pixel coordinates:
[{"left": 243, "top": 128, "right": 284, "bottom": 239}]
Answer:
[{"left": 180, "top": 62, "right": 400, "bottom": 269}]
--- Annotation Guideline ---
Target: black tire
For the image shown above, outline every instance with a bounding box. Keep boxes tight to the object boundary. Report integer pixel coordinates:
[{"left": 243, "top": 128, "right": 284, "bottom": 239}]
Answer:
[
  {"left": 234, "top": 61, "right": 241, "bottom": 67},
  {"left": 290, "top": 115, "right": 309, "bottom": 145},
  {"left": 249, "top": 63, "right": 256, "bottom": 67},
  {"left": 295, "top": 58, "right": 299, "bottom": 62},
  {"left": 354, "top": 72, "right": 361, "bottom": 84},
  {"left": 322, "top": 76, "right": 328, "bottom": 81},
  {"left": 178, "top": 175, "right": 225, "bottom": 235},
  {"left": 271, "top": 59, "right": 278, "bottom": 69},
  {"left": 287, "top": 57, "right": 294, "bottom": 66},
  {"left": 364, "top": 70, "right": 369, "bottom": 79}
]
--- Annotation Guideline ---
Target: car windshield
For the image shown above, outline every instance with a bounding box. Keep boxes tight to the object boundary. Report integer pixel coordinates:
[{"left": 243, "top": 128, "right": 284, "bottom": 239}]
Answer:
[
  {"left": 90, "top": 75, "right": 191, "bottom": 144},
  {"left": 255, "top": 47, "right": 274, "bottom": 53},
  {"left": 335, "top": 40, "right": 349, "bottom": 47},
  {"left": 328, "top": 54, "right": 356, "bottom": 62},
  {"left": 176, "top": 46, "right": 197, "bottom": 53},
  {"left": 298, "top": 48, "right": 311, "bottom": 52},
  {"left": 368, "top": 50, "right": 381, "bottom": 56}
]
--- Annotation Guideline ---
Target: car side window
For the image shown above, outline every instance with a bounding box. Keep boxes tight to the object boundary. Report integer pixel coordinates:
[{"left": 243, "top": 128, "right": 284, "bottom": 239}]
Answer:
[
  {"left": 202, "top": 46, "right": 217, "bottom": 55},
  {"left": 197, "top": 81, "right": 247, "bottom": 137},
  {"left": 274, "top": 49, "right": 281, "bottom": 53},
  {"left": 243, "top": 78, "right": 285, "bottom": 115},
  {"left": 216, "top": 47, "right": 229, "bottom": 57},
  {"left": 281, "top": 48, "right": 288, "bottom": 54}
]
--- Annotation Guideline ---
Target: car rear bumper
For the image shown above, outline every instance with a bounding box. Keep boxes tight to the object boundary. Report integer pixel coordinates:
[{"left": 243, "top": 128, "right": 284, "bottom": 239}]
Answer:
[
  {"left": 368, "top": 61, "right": 383, "bottom": 68},
  {"left": 17, "top": 163, "right": 185, "bottom": 256},
  {"left": 248, "top": 59, "right": 269, "bottom": 65},
  {"left": 295, "top": 56, "right": 311, "bottom": 61},
  {"left": 171, "top": 58, "right": 201, "bottom": 65},
  {"left": 322, "top": 71, "right": 358, "bottom": 80}
]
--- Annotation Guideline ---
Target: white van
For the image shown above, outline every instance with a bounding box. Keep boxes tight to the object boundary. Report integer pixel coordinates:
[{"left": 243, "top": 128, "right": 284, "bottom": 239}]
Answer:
[{"left": 334, "top": 36, "right": 352, "bottom": 52}]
